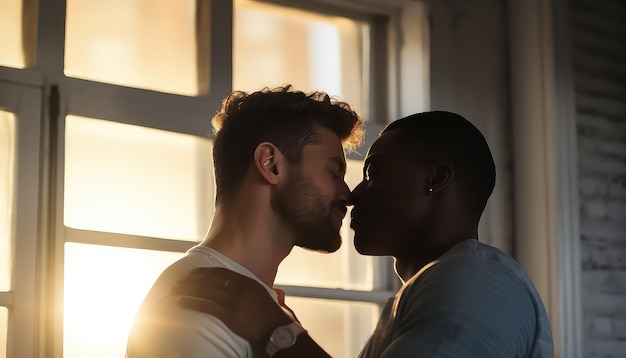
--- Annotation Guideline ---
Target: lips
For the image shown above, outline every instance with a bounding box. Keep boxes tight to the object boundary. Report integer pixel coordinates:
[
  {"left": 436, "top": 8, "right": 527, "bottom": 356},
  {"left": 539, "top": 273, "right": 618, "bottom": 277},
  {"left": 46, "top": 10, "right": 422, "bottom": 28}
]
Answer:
[{"left": 349, "top": 208, "right": 359, "bottom": 227}]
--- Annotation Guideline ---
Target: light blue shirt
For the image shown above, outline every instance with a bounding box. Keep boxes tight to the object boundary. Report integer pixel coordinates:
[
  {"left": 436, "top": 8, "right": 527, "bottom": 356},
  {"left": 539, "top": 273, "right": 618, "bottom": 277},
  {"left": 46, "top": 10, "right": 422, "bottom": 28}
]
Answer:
[{"left": 359, "top": 239, "right": 554, "bottom": 357}]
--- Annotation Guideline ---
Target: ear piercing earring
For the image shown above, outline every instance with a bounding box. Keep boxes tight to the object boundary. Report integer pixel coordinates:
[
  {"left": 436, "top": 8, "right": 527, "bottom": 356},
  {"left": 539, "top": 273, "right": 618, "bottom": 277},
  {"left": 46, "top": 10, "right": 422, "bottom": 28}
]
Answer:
[{"left": 428, "top": 188, "right": 433, "bottom": 193}]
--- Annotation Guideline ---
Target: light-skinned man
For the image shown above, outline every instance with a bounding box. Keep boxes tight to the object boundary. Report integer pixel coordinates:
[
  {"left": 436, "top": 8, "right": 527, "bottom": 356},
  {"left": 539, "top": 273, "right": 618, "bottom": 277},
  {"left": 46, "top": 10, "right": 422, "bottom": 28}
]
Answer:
[{"left": 126, "top": 85, "right": 363, "bottom": 357}]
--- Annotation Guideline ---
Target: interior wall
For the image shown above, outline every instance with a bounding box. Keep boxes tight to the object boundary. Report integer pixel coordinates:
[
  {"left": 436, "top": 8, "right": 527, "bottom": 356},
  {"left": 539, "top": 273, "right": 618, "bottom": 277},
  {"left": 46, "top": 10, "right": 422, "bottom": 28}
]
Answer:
[
  {"left": 427, "top": 0, "right": 514, "bottom": 255},
  {"left": 570, "top": 0, "right": 626, "bottom": 356}
]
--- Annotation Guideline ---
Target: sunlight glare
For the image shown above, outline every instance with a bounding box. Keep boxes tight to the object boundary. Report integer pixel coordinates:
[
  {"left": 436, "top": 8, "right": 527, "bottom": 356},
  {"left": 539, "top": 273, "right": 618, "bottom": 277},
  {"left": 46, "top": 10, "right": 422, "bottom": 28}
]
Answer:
[
  {"left": 63, "top": 243, "right": 184, "bottom": 358},
  {"left": 0, "top": 0, "right": 25, "bottom": 68},
  {"left": 0, "top": 307, "right": 7, "bottom": 358},
  {"left": 234, "top": 0, "right": 366, "bottom": 116},
  {"left": 0, "top": 111, "right": 15, "bottom": 292},
  {"left": 65, "top": 0, "right": 199, "bottom": 95},
  {"left": 64, "top": 116, "right": 214, "bottom": 241}
]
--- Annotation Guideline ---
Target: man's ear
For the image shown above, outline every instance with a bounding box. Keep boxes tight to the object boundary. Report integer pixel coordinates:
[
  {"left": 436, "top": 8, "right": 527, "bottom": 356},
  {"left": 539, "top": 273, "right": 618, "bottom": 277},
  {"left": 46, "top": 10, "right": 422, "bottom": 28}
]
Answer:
[
  {"left": 254, "top": 142, "right": 281, "bottom": 184},
  {"left": 427, "top": 163, "right": 454, "bottom": 194}
]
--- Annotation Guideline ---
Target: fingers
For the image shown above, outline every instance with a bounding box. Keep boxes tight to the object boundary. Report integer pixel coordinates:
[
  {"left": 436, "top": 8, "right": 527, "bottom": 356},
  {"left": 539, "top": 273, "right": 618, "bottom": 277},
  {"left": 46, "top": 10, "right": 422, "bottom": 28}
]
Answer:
[
  {"left": 179, "top": 267, "right": 237, "bottom": 287},
  {"left": 187, "top": 267, "right": 249, "bottom": 283},
  {"left": 172, "top": 267, "right": 246, "bottom": 298},
  {"left": 175, "top": 295, "right": 240, "bottom": 326},
  {"left": 176, "top": 295, "right": 225, "bottom": 315},
  {"left": 179, "top": 267, "right": 252, "bottom": 292},
  {"left": 171, "top": 283, "right": 232, "bottom": 303}
]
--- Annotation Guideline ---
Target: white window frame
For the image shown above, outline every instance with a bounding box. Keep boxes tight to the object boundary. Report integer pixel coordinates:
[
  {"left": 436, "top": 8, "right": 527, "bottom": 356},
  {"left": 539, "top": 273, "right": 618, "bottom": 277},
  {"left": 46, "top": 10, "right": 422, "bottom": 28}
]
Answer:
[{"left": 0, "top": 74, "right": 44, "bottom": 358}]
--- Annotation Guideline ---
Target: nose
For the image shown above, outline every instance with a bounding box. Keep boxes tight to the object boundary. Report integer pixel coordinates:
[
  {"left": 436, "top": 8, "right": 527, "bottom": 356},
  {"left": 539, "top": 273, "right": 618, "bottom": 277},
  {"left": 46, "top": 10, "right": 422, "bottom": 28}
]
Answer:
[
  {"left": 338, "top": 179, "right": 350, "bottom": 206},
  {"left": 348, "top": 180, "right": 365, "bottom": 206}
]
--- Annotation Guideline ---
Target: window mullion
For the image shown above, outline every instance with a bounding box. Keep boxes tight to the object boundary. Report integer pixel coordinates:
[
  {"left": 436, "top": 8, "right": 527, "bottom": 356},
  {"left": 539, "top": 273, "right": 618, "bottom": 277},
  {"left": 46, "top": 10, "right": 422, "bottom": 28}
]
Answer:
[
  {"left": 10, "top": 84, "right": 45, "bottom": 358},
  {"left": 205, "top": 0, "right": 233, "bottom": 95},
  {"left": 0, "top": 292, "right": 14, "bottom": 308},
  {"left": 35, "top": 0, "right": 66, "bottom": 75},
  {"left": 65, "top": 228, "right": 196, "bottom": 254},
  {"left": 277, "top": 285, "right": 395, "bottom": 305},
  {"left": 65, "top": 79, "right": 220, "bottom": 137}
]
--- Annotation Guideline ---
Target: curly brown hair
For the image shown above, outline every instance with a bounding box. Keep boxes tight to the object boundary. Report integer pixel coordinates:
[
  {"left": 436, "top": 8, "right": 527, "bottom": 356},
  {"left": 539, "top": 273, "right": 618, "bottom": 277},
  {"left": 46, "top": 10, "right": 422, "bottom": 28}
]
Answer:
[{"left": 211, "top": 85, "right": 364, "bottom": 203}]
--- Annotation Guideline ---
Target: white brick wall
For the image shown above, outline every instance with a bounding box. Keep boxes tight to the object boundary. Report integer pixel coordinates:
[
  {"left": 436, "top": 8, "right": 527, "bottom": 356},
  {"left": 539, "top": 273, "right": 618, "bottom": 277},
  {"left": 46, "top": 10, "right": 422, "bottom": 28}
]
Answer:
[{"left": 572, "top": 0, "right": 626, "bottom": 356}]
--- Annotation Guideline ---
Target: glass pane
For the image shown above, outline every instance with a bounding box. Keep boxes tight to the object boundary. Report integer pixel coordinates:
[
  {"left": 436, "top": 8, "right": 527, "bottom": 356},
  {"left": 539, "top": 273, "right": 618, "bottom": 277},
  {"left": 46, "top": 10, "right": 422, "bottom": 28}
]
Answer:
[
  {"left": 64, "top": 116, "right": 214, "bottom": 241},
  {"left": 63, "top": 243, "right": 184, "bottom": 358},
  {"left": 234, "top": 0, "right": 368, "bottom": 117},
  {"left": 0, "top": 306, "right": 7, "bottom": 358},
  {"left": 0, "top": 0, "right": 25, "bottom": 68},
  {"left": 0, "top": 111, "right": 15, "bottom": 291},
  {"left": 65, "top": 0, "right": 202, "bottom": 96},
  {"left": 276, "top": 159, "right": 373, "bottom": 290},
  {"left": 287, "top": 296, "right": 377, "bottom": 358}
]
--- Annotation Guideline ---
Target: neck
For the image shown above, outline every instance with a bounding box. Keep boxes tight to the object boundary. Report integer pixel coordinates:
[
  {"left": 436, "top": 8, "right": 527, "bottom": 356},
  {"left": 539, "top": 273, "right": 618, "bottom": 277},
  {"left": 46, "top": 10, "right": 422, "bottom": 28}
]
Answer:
[
  {"left": 393, "top": 192, "right": 482, "bottom": 282},
  {"left": 394, "top": 230, "right": 478, "bottom": 283},
  {"left": 200, "top": 198, "right": 294, "bottom": 287}
]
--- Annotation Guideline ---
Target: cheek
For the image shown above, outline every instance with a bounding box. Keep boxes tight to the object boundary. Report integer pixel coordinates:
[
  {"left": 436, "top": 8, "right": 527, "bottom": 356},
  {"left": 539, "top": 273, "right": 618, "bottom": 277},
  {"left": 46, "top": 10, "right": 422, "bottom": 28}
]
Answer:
[
  {"left": 374, "top": 188, "right": 423, "bottom": 229},
  {"left": 354, "top": 195, "right": 419, "bottom": 255}
]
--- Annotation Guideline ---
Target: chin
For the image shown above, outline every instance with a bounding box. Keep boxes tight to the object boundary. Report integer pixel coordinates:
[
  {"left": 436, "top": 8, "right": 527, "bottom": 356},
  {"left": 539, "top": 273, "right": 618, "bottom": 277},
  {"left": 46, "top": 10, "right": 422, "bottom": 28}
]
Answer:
[
  {"left": 353, "top": 240, "right": 371, "bottom": 255},
  {"left": 354, "top": 236, "right": 384, "bottom": 256},
  {"left": 298, "top": 234, "right": 341, "bottom": 253},
  {"left": 325, "top": 236, "right": 343, "bottom": 253}
]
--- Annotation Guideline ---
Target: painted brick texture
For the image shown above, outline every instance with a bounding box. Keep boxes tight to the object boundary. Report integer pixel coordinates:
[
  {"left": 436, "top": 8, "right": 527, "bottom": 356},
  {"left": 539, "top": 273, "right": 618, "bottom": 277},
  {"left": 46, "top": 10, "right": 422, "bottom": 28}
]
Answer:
[{"left": 572, "top": 0, "right": 626, "bottom": 356}]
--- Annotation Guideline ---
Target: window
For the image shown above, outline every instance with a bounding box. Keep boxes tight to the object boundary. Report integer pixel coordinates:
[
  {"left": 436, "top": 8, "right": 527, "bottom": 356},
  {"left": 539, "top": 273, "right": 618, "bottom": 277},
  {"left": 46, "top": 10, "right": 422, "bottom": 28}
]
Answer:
[
  {"left": 0, "top": 307, "right": 7, "bottom": 358},
  {"left": 63, "top": 243, "right": 184, "bottom": 357},
  {"left": 234, "top": 0, "right": 369, "bottom": 117},
  {"left": 0, "top": 81, "right": 43, "bottom": 358},
  {"left": 63, "top": 116, "right": 214, "bottom": 240},
  {"left": 0, "top": 0, "right": 29, "bottom": 68},
  {"left": 0, "top": 0, "right": 427, "bottom": 356},
  {"left": 65, "top": 0, "right": 205, "bottom": 95},
  {"left": 0, "top": 111, "right": 15, "bottom": 358},
  {"left": 62, "top": 117, "right": 213, "bottom": 356},
  {"left": 0, "top": 111, "right": 15, "bottom": 293}
]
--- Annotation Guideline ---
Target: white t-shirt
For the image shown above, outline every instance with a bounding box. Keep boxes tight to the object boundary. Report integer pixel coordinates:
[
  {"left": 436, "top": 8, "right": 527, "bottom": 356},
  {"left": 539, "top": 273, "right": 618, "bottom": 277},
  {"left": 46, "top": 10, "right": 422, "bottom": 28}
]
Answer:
[
  {"left": 359, "top": 239, "right": 554, "bottom": 358},
  {"left": 126, "top": 245, "right": 278, "bottom": 358}
]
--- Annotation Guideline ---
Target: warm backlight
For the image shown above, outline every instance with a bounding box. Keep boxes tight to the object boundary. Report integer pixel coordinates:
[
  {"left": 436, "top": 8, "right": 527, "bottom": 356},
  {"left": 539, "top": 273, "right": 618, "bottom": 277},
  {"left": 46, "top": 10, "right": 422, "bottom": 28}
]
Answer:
[
  {"left": 0, "top": 111, "right": 15, "bottom": 292},
  {"left": 64, "top": 115, "right": 214, "bottom": 241},
  {"left": 234, "top": 0, "right": 368, "bottom": 118},
  {"left": 65, "top": 0, "right": 200, "bottom": 95},
  {"left": 63, "top": 243, "right": 183, "bottom": 357},
  {"left": 0, "top": 0, "right": 26, "bottom": 68}
]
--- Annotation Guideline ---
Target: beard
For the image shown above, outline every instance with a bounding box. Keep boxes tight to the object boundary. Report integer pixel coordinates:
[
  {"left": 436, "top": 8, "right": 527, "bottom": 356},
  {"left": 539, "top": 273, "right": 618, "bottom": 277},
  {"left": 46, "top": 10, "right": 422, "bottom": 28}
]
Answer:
[{"left": 271, "top": 172, "right": 342, "bottom": 253}]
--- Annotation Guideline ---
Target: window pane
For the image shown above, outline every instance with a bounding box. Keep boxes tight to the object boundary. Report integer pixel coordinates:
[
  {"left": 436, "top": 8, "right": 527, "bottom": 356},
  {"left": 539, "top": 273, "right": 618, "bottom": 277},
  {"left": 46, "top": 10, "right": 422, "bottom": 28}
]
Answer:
[
  {"left": 63, "top": 243, "right": 184, "bottom": 358},
  {"left": 64, "top": 116, "right": 214, "bottom": 241},
  {"left": 0, "top": 111, "right": 15, "bottom": 291},
  {"left": 287, "top": 296, "right": 377, "bottom": 358},
  {"left": 0, "top": 306, "right": 6, "bottom": 358},
  {"left": 65, "top": 0, "right": 202, "bottom": 96},
  {"left": 0, "top": 0, "right": 25, "bottom": 68},
  {"left": 276, "top": 159, "right": 373, "bottom": 290},
  {"left": 234, "top": 0, "right": 368, "bottom": 117}
]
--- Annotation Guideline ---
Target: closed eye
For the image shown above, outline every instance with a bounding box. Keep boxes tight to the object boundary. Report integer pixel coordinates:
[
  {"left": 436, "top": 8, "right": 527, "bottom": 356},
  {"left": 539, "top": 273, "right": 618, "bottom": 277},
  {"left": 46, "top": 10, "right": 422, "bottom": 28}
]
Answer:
[{"left": 328, "top": 158, "right": 346, "bottom": 180}]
